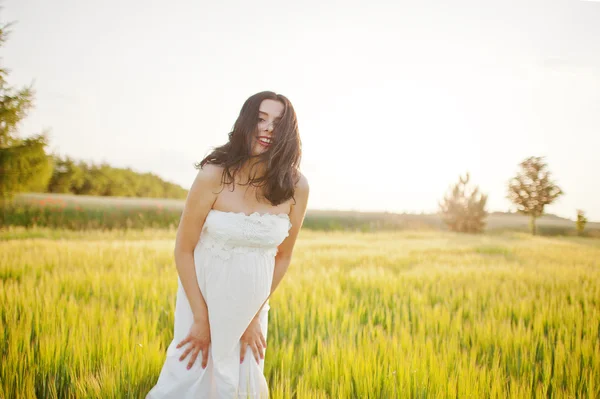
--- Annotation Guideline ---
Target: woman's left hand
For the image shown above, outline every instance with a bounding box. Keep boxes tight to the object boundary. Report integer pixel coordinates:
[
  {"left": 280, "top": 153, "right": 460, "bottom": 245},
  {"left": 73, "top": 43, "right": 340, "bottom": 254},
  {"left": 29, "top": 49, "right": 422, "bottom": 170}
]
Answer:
[{"left": 240, "top": 316, "right": 266, "bottom": 364}]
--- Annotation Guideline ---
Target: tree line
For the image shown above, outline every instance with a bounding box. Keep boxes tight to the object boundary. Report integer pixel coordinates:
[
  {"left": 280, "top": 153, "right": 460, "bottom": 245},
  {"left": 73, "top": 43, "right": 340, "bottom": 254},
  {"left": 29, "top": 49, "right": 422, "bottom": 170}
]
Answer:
[{"left": 45, "top": 155, "right": 188, "bottom": 198}]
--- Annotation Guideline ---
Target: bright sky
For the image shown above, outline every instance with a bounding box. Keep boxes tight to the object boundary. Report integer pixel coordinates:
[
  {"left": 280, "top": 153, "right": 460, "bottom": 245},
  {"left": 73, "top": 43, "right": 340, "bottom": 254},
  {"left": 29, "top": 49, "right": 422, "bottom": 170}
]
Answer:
[{"left": 3, "top": 0, "right": 600, "bottom": 221}]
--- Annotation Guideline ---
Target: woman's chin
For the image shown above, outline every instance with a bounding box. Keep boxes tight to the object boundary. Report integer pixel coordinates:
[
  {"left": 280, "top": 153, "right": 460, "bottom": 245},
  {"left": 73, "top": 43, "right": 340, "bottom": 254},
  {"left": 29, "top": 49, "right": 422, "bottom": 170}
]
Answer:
[{"left": 251, "top": 146, "right": 268, "bottom": 156}]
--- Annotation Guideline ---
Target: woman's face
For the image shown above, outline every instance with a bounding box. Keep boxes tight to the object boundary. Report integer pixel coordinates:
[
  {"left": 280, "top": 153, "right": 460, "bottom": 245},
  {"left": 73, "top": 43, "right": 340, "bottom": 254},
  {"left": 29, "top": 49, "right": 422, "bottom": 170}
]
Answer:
[{"left": 251, "top": 99, "right": 284, "bottom": 156}]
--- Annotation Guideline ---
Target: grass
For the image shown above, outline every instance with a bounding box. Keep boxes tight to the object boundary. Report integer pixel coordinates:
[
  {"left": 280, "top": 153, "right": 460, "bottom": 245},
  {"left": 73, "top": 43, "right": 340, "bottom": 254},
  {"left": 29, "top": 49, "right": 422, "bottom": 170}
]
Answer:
[
  {"left": 1, "top": 229, "right": 599, "bottom": 398},
  {"left": 3, "top": 193, "right": 600, "bottom": 236}
]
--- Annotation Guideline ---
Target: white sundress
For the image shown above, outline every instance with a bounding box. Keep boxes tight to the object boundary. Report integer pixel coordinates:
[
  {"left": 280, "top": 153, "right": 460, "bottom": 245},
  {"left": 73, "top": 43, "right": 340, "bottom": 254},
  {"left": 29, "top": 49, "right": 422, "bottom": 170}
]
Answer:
[{"left": 146, "top": 209, "right": 292, "bottom": 399}]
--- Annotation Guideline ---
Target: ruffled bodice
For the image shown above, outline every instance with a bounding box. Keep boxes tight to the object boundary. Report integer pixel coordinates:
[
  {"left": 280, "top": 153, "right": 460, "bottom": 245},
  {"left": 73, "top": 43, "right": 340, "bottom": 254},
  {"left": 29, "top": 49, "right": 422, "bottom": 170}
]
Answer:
[{"left": 195, "top": 209, "right": 292, "bottom": 260}]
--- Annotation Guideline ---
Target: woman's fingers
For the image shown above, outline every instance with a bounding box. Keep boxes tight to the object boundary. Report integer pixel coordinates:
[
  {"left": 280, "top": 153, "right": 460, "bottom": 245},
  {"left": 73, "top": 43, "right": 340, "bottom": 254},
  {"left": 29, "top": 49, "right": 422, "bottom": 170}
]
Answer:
[
  {"left": 241, "top": 340, "right": 263, "bottom": 364},
  {"left": 260, "top": 333, "right": 267, "bottom": 350},
  {"left": 240, "top": 334, "right": 267, "bottom": 364},
  {"left": 179, "top": 339, "right": 211, "bottom": 369},
  {"left": 250, "top": 341, "right": 261, "bottom": 364},
  {"left": 176, "top": 336, "right": 189, "bottom": 349},
  {"left": 179, "top": 346, "right": 193, "bottom": 362},
  {"left": 187, "top": 347, "right": 200, "bottom": 370},
  {"left": 240, "top": 341, "right": 248, "bottom": 363},
  {"left": 201, "top": 344, "right": 209, "bottom": 369}
]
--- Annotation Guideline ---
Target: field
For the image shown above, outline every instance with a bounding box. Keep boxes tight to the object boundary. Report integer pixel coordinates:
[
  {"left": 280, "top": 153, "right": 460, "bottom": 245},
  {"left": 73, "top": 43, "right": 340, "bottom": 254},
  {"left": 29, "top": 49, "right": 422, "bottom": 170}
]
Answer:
[
  {"left": 2, "top": 193, "right": 600, "bottom": 237},
  {"left": 1, "top": 227, "right": 599, "bottom": 398}
]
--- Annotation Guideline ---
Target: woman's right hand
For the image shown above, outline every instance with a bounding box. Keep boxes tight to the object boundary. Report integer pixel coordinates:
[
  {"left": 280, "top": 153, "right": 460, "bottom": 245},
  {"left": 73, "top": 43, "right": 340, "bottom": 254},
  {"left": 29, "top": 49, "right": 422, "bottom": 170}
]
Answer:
[{"left": 176, "top": 318, "right": 211, "bottom": 369}]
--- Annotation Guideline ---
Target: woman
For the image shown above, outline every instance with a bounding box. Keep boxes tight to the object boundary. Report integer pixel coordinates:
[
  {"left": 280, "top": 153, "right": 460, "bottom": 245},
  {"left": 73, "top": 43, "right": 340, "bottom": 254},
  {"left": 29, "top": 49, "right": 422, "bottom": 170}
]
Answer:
[{"left": 146, "top": 91, "right": 309, "bottom": 398}]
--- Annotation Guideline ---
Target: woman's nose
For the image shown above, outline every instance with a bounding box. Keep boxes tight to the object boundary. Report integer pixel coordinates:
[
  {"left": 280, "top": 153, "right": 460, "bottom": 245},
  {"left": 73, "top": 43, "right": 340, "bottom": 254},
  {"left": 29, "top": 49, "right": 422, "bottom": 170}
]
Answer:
[{"left": 265, "top": 122, "right": 274, "bottom": 132}]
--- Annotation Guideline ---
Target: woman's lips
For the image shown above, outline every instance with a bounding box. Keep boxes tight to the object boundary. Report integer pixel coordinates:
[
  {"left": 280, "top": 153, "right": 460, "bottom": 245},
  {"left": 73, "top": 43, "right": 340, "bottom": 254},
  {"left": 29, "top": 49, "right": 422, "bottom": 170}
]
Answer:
[{"left": 257, "top": 136, "right": 272, "bottom": 147}]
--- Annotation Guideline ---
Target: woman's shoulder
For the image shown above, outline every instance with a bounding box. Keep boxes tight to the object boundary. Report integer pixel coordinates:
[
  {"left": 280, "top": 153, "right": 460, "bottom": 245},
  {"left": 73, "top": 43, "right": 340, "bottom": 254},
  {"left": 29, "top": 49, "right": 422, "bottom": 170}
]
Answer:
[
  {"left": 295, "top": 171, "right": 309, "bottom": 194},
  {"left": 194, "top": 162, "right": 225, "bottom": 187},
  {"left": 197, "top": 162, "right": 225, "bottom": 174}
]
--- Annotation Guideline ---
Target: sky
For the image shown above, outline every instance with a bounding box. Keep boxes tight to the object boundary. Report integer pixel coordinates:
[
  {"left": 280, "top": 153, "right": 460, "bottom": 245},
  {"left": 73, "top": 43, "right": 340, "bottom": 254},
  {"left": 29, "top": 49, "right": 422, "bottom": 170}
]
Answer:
[{"left": 3, "top": 0, "right": 600, "bottom": 221}]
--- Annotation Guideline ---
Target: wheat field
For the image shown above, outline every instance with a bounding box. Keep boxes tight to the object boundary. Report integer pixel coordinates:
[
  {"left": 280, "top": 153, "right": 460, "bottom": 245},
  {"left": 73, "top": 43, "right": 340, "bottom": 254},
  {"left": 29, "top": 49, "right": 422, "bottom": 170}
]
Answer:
[{"left": 1, "top": 228, "right": 599, "bottom": 398}]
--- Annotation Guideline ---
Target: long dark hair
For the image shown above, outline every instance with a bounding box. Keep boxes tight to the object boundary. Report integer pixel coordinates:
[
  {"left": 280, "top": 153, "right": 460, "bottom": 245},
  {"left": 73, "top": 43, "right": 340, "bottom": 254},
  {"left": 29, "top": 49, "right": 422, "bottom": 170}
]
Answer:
[{"left": 195, "top": 91, "right": 302, "bottom": 206}]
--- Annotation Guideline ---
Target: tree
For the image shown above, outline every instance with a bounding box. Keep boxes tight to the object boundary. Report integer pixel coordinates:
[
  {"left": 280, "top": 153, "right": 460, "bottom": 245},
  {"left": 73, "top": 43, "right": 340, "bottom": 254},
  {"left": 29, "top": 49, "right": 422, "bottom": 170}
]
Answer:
[
  {"left": 439, "top": 172, "right": 488, "bottom": 233},
  {"left": 0, "top": 21, "right": 52, "bottom": 199},
  {"left": 576, "top": 209, "right": 587, "bottom": 237},
  {"left": 507, "top": 156, "right": 563, "bottom": 235},
  {"left": 46, "top": 154, "right": 86, "bottom": 193}
]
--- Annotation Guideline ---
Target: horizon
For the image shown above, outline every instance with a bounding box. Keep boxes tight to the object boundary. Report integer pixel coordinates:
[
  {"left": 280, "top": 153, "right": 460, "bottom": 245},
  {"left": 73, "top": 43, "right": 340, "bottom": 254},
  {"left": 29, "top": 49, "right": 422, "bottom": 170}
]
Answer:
[
  {"left": 3, "top": 0, "right": 600, "bottom": 221},
  {"left": 18, "top": 191, "right": 597, "bottom": 224}
]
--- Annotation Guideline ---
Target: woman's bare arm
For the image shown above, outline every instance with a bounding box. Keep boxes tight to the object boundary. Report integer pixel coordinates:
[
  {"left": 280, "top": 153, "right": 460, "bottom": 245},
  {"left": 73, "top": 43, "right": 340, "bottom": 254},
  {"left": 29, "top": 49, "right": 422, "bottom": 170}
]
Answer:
[
  {"left": 252, "top": 173, "right": 310, "bottom": 317},
  {"left": 271, "top": 173, "right": 309, "bottom": 292},
  {"left": 174, "top": 164, "right": 222, "bottom": 322}
]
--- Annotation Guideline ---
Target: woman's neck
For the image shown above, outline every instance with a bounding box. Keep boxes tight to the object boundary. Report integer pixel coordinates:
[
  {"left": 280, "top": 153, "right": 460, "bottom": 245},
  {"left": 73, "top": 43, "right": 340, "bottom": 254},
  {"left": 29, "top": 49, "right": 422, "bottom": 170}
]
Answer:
[{"left": 239, "top": 157, "right": 266, "bottom": 183}]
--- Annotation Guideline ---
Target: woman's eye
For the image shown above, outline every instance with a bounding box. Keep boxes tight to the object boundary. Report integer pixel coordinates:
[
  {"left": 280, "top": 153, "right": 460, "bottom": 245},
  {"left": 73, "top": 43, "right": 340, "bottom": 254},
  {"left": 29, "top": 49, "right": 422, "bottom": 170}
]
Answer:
[{"left": 258, "top": 118, "right": 265, "bottom": 122}]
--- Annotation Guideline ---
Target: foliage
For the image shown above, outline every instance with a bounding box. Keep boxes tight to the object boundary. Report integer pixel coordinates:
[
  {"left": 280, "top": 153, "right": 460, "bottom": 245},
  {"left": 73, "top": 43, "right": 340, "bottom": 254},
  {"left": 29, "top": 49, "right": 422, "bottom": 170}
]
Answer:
[
  {"left": 0, "top": 21, "right": 53, "bottom": 199},
  {"left": 46, "top": 154, "right": 188, "bottom": 198},
  {"left": 438, "top": 172, "right": 488, "bottom": 233},
  {"left": 0, "top": 23, "right": 34, "bottom": 147},
  {"left": 46, "top": 155, "right": 85, "bottom": 193},
  {"left": 0, "top": 134, "right": 53, "bottom": 198},
  {"left": 576, "top": 209, "right": 588, "bottom": 236},
  {"left": 507, "top": 156, "right": 563, "bottom": 235}
]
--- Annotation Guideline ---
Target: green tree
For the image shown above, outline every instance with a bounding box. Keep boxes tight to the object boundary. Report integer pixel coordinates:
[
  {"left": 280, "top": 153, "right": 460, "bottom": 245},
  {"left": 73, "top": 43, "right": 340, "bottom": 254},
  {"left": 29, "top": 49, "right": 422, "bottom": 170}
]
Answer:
[
  {"left": 439, "top": 172, "right": 488, "bottom": 233},
  {"left": 0, "top": 21, "right": 52, "bottom": 199},
  {"left": 576, "top": 209, "right": 587, "bottom": 237},
  {"left": 46, "top": 154, "right": 86, "bottom": 193},
  {"left": 507, "top": 156, "right": 563, "bottom": 235},
  {"left": 54, "top": 159, "right": 188, "bottom": 198}
]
